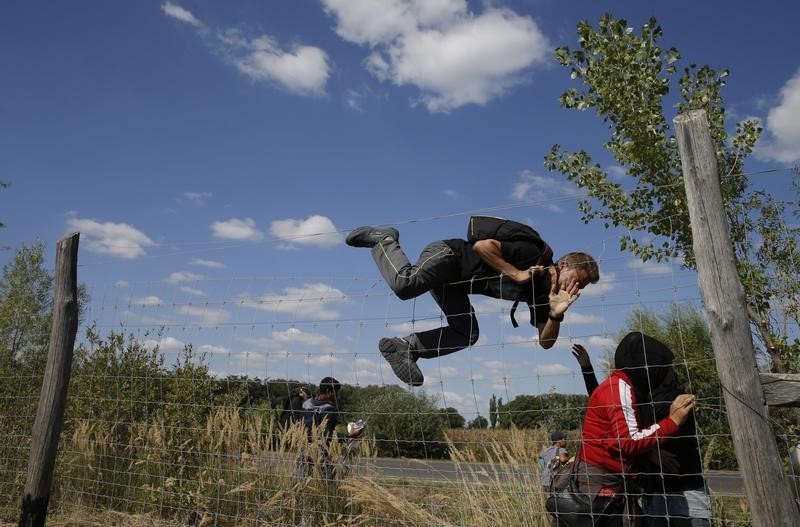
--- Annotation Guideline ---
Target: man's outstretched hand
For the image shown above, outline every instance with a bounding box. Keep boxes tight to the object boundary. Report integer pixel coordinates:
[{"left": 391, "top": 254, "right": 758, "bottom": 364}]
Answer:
[{"left": 548, "top": 267, "right": 580, "bottom": 317}]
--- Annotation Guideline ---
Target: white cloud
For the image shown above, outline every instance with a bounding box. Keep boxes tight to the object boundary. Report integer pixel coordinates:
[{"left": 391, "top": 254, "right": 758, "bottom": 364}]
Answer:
[
  {"left": 66, "top": 218, "right": 155, "bottom": 259},
  {"left": 758, "top": 68, "right": 800, "bottom": 163},
  {"left": 305, "top": 354, "right": 345, "bottom": 367},
  {"left": 224, "top": 31, "right": 331, "bottom": 96},
  {"left": 627, "top": 259, "right": 672, "bottom": 276},
  {"left": 510, "top": 170, "right": 582, "bottom": 212},
  {"left": 344, "top": 88, "right": 365, "bottom": 111},
  {"left": 161, "top": 2, "right": 203, "bottom": 28},
  {"left": 271, "top": 327, "right": 335, "bottom": 348},
  {"left": 190, "top": 257, "right": 225, "bottom": 269},
  {"left": 166, "top": 271, "right": 204, "bottom": 284},
  {"left": 162, "top": 4, "right": 330, "bottom": 96},
  {"left": 472, "top": 297, "right": 506, "bottom": 316},
  {"left": 565, "top": 312, "right": 605, "bottom": 325},
  {"left": 587, "top": 335, "right": 616, "bottom": 350},
  {"left": 132, "top": 296, "right": 163, "bottom": 306},
  {"left": 388, "top": 320, "right": 443, "bottom": 333},
  {"left": 178, "top": 305, "right": 231, "bottom": 325},
  {"left": 183, "top": 191, "right": 212, "bottom": 206},
  {"left": 239, "top": 283, "right": 349, "bottom": 320},
  {"left": 355, "top": 357, "right": 378, "bottom": 369},
  {"left": 323, "top": 1, "right": 549, "bottom": 112},
  {"left": 443, "top": 189, "right": 458, "bottom": 199},
  {"left": 230, "top": 350, "right": 271, "bottom": 374},
  {"left": 350, "top": 369, "right": 381, "bottom": 385},
  {"left": 144, "top": 336, "right": 186, "bottom": 352},
  {"left": 270, "top": 215, "right": 343, "bottom": 248},
  {"left": 428, "top": 366, "right": 460, "bottom": 379},
  {"left": 535, "top": 363, "right": 572, "bottom": 376},
  {"left": 197, "top": 344, "right": 231, "bottom": 356},
  {"left": 439, "top": 390, "right": 466, "bottom": 405},
  {"left": 116, "top": 280, "right": 129, "bottom": 288},
  {"left": 323, "top": 0, "right": 460, "bottom": 45},
  {"left": 580, "top": 271, "right": 615, "bottom": 297},
  {"left": 180, "top": 286, "right": 206, "bottom": 296},
  {"left": 211, "top": 218, "right": 264, "bottom": 240}
]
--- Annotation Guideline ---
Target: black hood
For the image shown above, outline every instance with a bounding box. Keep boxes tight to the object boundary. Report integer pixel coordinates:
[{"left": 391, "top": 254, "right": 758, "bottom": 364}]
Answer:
[{"left": 614, "top": 332, "right": 674, "bottom": 399}]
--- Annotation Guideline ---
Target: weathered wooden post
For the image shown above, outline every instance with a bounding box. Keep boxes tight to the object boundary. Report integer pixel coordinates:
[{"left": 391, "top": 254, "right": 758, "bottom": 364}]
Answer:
[
  {"left": 18, "top": 233, "right": 80, "bottom": 527},
  {"left": 675, "top": 110, "right": 799, "bottom": 525}
]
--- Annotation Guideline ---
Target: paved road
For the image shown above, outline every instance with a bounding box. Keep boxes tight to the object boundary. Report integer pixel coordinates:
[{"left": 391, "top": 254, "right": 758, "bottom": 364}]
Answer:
[
  {"left": 362, "top": 457, "right": 749, "bottom": 495},
  {"left": 263, "top": 452, "right": 797, "bottom": 496}
]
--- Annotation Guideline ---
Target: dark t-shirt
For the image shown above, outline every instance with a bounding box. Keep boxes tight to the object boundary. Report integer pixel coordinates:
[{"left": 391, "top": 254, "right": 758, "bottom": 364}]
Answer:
[{"left": 442, "top": 238, "right": 552, "bottom": 324}]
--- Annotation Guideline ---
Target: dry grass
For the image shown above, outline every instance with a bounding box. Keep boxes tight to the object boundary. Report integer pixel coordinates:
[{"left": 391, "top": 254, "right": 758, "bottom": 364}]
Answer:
[{"left": 4, "top": 418, "right": 752, "bottom": 526}]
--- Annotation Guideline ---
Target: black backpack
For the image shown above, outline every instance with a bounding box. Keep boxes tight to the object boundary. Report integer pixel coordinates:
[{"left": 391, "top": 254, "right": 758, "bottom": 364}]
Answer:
[{"left": 467, "top": 216, "right": 554, "bottom": 327}]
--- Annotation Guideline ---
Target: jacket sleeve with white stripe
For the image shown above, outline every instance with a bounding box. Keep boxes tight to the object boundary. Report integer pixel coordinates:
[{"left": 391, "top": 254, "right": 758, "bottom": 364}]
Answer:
[{"left": 607, "top": 375, "right": 679, "bottom": 459}]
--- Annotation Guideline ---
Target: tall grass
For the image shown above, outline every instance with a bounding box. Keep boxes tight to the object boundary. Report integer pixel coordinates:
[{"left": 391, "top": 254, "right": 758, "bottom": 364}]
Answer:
[
  {"left": 47, "top": 409, "right": 372, "bottom": 526},
  {"left": 4, "top": 416, "right": 752, "bottom": 526}
]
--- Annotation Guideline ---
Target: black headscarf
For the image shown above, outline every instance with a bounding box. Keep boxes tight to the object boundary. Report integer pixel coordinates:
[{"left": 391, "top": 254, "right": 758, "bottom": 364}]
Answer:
[
  {"left": 614, "top": 332, "right": 675, "bottom": 402},
  {"left": 618, "top": 334, "right": 705, "bottom": 493}
]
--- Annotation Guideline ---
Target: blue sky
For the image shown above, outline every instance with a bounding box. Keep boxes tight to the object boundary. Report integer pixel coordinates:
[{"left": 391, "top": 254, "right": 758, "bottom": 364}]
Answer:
[{"left": 1, "top": 0, "right": 798, "bottom": 419}]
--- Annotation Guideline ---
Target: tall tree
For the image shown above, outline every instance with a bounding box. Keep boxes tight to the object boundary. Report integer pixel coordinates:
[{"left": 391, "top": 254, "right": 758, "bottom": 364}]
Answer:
[
  {"left": 439, "top": 407, "right": 466, "bottom": 429},
  {"left": 0, "top": 242, "right": 53, "bottom": 365},
  {"left": 488, "top": 393, "right": 497, "bottom": 429},
  {"left": 545, "top": 14, "right": 799, "bottom": 372},
  {"left": 467, "top": 415, "right": 489, "bottom": 429}
]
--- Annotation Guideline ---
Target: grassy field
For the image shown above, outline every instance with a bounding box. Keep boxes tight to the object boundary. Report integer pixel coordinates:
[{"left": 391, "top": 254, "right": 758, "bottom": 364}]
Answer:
[{"left": 2, "top": 413, "right": 753, "bottom": 526}]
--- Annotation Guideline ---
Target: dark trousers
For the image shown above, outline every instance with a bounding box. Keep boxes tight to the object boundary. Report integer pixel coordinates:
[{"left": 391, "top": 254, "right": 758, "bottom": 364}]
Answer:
[
  {"left": 371, "top": 239, "right": 479, "bottom": 358},
  {"left": 573, "top": 460, "right": 641, "bottom": 527}
]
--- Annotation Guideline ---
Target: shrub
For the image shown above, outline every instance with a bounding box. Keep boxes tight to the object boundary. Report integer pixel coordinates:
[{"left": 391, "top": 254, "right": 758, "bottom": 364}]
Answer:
[{"left": 356, "top": 388, "right": 446, "bottom": 458}]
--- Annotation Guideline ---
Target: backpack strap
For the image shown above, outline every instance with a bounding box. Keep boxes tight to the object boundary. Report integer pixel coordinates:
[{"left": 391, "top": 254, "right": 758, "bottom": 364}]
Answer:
[{"left": 510, "top": 300, "right": 520, "bottom": 328}]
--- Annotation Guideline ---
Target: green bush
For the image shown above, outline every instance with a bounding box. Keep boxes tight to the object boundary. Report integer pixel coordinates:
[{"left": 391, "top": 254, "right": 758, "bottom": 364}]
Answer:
[
  {"left": 497, "top": 393, "right": 588, "bottom": 431},
  {"left": 357, "top": 388, "right": 447, "bottom": 459}
]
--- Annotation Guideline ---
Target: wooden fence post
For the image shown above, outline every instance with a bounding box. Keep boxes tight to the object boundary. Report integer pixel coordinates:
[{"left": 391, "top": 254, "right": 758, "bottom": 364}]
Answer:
[
  {"left": 18, "top": 233, "right": 80, "bottom": 527},
  {"left": 675, "top": 110, "right": 799, "bottom": 526}
]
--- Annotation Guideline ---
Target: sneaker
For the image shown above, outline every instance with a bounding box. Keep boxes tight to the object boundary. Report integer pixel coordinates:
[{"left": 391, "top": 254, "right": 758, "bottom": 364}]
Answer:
[
  {"left": 345, "top": 226, "right": 399, "bottom": 248},
  {"left": 379, "top": 337, "right": 424, "bottom": 386}
]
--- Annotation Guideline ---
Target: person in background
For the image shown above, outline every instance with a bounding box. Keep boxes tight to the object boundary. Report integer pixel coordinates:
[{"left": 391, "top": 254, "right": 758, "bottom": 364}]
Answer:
[
  {"left": 295, "top": 377, "right": 364, "bottom": 483},
  {"left": 302, "top": 377, "right": 362, "bottom": 443},
  {"left": 540, "top": 430, "right": 570, "bottom": 492},
  {"left": 278, "top": 386, "right": 309, "bottom": 429}
]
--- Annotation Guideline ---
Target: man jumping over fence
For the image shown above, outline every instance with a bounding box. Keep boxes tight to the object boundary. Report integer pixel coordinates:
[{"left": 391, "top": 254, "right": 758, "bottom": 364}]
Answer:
[{"left": 345, "top": 217, "right": 599, "bottom": 386}]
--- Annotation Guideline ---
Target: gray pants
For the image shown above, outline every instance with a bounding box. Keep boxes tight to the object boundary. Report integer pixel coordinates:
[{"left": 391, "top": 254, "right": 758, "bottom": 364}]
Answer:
[{"left": 371, "top": 239, "right": 479, "bottom": 359}]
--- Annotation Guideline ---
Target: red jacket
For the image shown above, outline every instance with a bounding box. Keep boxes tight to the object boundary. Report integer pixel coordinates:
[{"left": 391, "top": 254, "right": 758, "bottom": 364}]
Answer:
[{"left": 578, "top": 370, "right": 679, "bottom": 474}]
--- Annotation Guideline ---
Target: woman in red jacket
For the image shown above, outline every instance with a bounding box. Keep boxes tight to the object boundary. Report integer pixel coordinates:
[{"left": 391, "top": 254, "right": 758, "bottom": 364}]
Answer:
[{"left": 575, "top": 332, "right": 695, "bottom": 525}]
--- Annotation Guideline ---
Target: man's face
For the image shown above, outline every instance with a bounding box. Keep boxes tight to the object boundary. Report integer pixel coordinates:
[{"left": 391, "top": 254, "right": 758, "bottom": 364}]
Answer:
[{"left": 557, "top": 265, "right": 592, "bottom": 290}]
